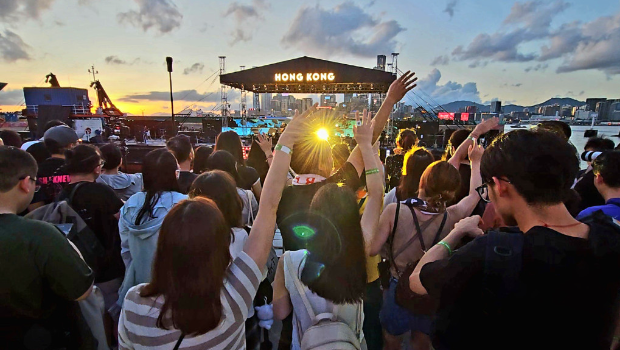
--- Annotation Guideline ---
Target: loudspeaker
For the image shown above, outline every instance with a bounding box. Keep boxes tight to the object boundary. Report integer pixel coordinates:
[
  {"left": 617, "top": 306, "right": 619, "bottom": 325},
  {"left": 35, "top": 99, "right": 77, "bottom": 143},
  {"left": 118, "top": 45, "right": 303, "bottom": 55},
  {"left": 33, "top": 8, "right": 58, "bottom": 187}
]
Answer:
[{"left": 166, "top": 57, "right": 173, "bottom": 73}]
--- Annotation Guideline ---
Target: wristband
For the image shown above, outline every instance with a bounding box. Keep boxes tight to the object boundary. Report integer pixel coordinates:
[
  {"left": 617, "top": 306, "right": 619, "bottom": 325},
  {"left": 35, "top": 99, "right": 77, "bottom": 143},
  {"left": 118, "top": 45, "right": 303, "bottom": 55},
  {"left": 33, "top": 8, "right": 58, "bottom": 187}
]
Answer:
[
  {"left": 437, "top": 241, "right": 453, "bottom": 256},
  {"left": 274, "top": 144, "right": 292, "bottom": 155},
  {"left": 365, "top": 168, "right": 380, "bottom": 176},
  {"left": 468, "top": 135, "right": 477, "bottom": 143}
]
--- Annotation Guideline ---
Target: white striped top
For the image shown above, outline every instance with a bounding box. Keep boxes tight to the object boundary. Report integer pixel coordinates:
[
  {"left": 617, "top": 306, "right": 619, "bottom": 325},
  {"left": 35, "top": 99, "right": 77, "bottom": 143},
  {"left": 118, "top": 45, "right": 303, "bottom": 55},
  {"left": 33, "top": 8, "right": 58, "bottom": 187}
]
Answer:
[{"left": 118, "top": 251, "right": 263, "bottom": 350}]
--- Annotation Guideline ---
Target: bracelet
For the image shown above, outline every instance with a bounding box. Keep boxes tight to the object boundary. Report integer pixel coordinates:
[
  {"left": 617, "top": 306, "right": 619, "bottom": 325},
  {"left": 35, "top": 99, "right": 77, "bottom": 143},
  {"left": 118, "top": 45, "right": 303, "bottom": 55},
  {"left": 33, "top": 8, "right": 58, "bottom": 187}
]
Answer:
[
  {"left": 437, "top": 241, "right": 453, "bottom": 256},
  {"left": 274, "top": 144, "right": 292, "bottom": 155},
  {"left": 468, "top": 135, "right": 477, "bottom": 142},
  {"left": 365, "top": 168, "right": 380, "bottom": 175}
]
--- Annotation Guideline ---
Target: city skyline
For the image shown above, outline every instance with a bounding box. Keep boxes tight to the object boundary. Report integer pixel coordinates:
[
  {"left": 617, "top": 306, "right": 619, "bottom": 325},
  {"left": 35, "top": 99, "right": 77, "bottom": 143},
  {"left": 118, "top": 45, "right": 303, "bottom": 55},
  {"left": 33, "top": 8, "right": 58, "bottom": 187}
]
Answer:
[{"left": 0, "top": 0, "right": 618, "bottom": 116}]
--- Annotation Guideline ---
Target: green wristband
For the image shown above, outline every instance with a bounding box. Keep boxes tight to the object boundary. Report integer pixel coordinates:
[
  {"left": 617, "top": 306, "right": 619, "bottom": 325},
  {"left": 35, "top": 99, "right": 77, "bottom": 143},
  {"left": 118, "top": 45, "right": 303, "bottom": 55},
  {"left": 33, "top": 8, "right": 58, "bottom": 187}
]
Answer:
[
  {"left": 437, "top": 241, "right": 453, "bottom": 256},
  {"left": 365, "top": 168, "right": 380, "bottom": 176},
  {"left": 274, "top": 144, "right": 292, "bottom": 155}
]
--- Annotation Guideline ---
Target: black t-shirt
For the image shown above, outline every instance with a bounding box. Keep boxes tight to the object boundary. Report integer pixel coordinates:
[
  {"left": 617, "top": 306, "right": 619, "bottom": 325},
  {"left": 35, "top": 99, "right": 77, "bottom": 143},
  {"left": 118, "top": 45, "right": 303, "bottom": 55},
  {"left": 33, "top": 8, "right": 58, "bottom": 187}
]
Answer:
[
  {"left": 575, "top": 170, "right": 605, "bottom": 212},
  {"left": 276, "top": 162, "right": 361, "bottom": 251},
  {"left": 238, "top": 165, "right": 260, "bottom": 190},
  {"left": 420, "top": 223, "right": 620, "bottom": 350},
  {"left": 177, "top": 171, "right": 198, "bottom": 194},
  {"left": 385, "top": 154, "right": 404, "bottom": 191},
  {"left": 0, "top": 214, "right": 93, "bottom": 342},
  {"left": 32, "top": 157, "right": 70, "bottom": 205},
  {"left": 454, "top": 163, "right": 471, "bottom": 203},
  {"left": 58, "top": 182, "right": 125, "bottom": 283}
]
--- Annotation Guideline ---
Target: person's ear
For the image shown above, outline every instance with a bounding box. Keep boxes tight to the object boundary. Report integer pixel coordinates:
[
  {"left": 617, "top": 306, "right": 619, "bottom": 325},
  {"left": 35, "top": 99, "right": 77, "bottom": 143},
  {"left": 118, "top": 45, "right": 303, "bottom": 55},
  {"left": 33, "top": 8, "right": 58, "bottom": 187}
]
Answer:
[
  {"left": 492, "top": 177, "right": 510, "bottom": 198},
  {"left": 594, "top": 174, "right": 605, "bottom": 186},
  {"left": 18, "top": 177, "right": 31, "bottom": 194}
]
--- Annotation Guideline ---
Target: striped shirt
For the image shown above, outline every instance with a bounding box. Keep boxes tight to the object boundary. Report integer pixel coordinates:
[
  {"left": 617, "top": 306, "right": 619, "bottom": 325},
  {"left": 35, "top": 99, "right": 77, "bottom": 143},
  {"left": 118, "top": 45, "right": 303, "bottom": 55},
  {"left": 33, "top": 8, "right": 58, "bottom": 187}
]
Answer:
[{"left": 118, "top": 251, "right": 263, "bottom": 350}]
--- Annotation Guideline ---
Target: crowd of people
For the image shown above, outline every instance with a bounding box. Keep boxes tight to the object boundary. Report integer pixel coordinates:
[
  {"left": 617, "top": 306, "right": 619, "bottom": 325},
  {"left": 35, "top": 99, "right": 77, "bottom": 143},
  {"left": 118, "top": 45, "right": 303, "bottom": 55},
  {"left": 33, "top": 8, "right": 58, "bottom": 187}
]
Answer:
[{"left": 2, "top": 70, "right": 620, "bottom": 350}]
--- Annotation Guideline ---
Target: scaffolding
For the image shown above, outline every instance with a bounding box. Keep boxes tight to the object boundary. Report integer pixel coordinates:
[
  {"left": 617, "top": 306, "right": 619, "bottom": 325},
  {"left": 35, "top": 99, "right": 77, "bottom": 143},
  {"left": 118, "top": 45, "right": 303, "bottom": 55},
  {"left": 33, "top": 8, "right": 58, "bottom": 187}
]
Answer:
[{"left": 219, "top": 56, "right": 228, "bottom": 128}]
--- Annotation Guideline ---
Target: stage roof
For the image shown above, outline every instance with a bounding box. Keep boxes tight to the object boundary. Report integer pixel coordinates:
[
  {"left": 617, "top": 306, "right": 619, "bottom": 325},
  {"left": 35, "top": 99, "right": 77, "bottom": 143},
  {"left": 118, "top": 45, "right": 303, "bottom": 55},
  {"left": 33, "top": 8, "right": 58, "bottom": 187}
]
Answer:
[
  {"left": 220, "top": 56, "right": 396, "bottom": 94},
  {"left": 0, "top": 83, "right": 6, "bottom": 92}
]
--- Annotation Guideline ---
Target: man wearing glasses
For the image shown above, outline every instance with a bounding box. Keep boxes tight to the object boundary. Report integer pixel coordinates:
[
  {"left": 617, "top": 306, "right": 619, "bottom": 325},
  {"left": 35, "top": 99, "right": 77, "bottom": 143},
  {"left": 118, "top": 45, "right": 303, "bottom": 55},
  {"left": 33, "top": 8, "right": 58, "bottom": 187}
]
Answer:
[
  {"left": 0, "top": 146, "right": 93, "bottom": 348},
  {"left": 408, "top": 129, "right": 620, "bottom": 350}
]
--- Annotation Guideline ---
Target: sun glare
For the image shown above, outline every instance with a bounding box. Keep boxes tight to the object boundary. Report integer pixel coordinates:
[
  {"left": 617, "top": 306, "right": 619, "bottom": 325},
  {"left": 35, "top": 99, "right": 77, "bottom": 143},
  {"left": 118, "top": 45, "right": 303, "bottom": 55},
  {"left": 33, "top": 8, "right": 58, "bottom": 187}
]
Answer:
[{"left": 316, "top": 128, "right": 329, "bottom": 141}]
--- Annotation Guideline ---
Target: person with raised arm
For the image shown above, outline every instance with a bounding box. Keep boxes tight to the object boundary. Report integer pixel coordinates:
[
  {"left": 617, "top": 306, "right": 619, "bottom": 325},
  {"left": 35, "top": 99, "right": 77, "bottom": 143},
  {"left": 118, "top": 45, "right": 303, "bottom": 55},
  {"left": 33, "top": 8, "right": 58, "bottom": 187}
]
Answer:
[
  {"left": 272, "top": 110, "right": 382, "bottom": 350},
  {"left": 409, "top": 129, "right": 620, "bottom": 350},
  {"left": 118, "top": 105, "right": 318, "bottom": 349}
]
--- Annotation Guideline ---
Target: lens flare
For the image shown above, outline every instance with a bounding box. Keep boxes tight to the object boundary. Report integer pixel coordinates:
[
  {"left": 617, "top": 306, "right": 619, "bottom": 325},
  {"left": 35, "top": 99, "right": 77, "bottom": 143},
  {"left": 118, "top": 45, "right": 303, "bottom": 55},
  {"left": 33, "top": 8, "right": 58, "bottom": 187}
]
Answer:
[
  {"left": 292, "top": 225, "right": 316, "bottom": 240},
  {"left": 316, "top": 128, "right": 329, "bottom": 141}
]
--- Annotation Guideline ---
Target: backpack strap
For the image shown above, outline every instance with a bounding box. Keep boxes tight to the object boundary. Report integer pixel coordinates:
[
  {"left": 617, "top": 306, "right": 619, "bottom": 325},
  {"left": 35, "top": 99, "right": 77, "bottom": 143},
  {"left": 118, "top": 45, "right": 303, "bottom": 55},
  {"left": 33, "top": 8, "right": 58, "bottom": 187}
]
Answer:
[
  {"left": 431, "top": 212, "right": 449, "bottom": 246},
  {"left": 284, "top": 253, "right": 318, "bottom": 321},
  {"left": 173, "top": 333, "right": 185, "bottom": 350},
  {"left": 66, "top": 182, "right": 87, "bottom": 206},
  {"left": 387, "top": 201, "right": 401, "bottom": 275},
  {"left": 483, "top": 230, "right": 524, "bottom": 315}
]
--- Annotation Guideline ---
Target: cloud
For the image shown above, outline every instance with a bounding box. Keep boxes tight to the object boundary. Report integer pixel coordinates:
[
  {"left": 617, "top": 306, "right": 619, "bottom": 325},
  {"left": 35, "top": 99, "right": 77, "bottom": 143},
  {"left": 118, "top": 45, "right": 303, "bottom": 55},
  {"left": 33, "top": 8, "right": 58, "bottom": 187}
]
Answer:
[
  {"left": 281, "top": 2, "right": 405, "bottom": 58},
  {"left": 118, "top": 0, "right": 183, "bottom": 34},
  {"left": 183, "top": 63, "right": 204, "bottom": 75},
  {"left": 0, "top": 0, "right": 56, "bottom": 22},
  {"left": 444, "top": 0, "right": 458, "bottom": 18},
  {"left": 105, "top": 56, "right": 127, "bottom": 65},
  {"left": 449, "top": 1, "right": 620, "bottom": 75},
  {"left": 224, "top": 0, "right": 269, "bottom": 45},
  {"left": 451, "top": 1, "right": 568, "bottom": 64},
  {"left": 431, "top": 55, "right": 450, "bottom": 66},
  {"left": 555, "top": 12, "right": 620, "bottom": 76},
  {"left": 0, "top": 88, "right": 24, "bottom": 105},
  {"left": 119, "top": 89, "right": 240, "bottom": 103},
  {"left": 0, "top": 30, "right": 32, "bottom": 63},
  {"left": 416, "top": 69, "right": 481, "bottom": 105},
  {"left": 524, "top": 63, "right": 548, "bottom": 72}
]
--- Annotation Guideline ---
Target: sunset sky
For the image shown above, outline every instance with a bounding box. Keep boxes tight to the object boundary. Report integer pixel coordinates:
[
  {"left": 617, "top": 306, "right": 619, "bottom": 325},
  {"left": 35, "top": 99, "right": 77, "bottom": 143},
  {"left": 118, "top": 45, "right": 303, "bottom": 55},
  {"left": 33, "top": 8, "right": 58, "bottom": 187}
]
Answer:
[{"left": 1, "top": 0, "right": 619, "bottom": 115}]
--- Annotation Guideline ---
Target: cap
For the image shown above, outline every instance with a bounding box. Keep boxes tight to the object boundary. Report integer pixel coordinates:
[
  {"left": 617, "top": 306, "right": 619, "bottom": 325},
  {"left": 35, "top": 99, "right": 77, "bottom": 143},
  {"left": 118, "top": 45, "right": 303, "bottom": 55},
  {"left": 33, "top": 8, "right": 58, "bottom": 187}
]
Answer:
[{"left": 44, "top": 125, "right": 79, "bottom": 147}]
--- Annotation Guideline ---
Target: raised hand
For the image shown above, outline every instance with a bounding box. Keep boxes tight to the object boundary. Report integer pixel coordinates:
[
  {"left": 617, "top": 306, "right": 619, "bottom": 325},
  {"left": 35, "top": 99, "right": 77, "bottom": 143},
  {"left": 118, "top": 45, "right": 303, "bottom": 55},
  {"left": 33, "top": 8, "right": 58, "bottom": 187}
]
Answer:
[
  {"left": 452, "top": 215, "right": 485, "bottom": 239},
  {"left": 280, "top": 103, "right": 318, "bottom": 145},
  {"left": 354, "top": 109, "right": 373, "bottom": 147},
  {"left": 386, "top": 71, "right": 418, "bottom": 104},
  {"left": 468, "top": 143, "right": 484, "bottom": 163},
  {"left": 473, "top": 117, "right": 499, "bottom": 137},
  {"left": 256, "top": 133, "right": 273, "bottom": 155}
]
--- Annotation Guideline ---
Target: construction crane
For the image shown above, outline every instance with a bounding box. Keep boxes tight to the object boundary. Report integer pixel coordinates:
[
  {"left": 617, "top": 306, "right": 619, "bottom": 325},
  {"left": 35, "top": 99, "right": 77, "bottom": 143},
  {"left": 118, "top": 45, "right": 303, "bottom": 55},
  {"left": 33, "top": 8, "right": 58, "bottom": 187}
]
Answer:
[{"left": 89, "top": 65, "right": 123, "bottom": 117}]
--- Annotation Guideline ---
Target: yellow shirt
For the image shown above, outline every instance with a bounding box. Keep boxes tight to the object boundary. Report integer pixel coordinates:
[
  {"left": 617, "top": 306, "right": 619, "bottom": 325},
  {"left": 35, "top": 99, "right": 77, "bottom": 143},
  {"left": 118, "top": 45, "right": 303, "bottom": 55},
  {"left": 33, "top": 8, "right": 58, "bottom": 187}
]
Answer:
[{"left": 358, "top": 190, "right": 381, "bottom": 283}]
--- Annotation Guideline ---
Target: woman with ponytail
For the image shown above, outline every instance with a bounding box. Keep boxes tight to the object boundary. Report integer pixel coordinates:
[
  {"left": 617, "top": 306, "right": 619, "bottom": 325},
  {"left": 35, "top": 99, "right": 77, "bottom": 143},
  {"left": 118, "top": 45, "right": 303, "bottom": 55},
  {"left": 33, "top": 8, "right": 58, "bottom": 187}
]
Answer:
[
  {"left": 385, "top": 129, "right": 418, "bottom": 191},
  {"left": 117, "top": 149, "right": 187, "bottom": 308},
  {"left": 368, "top": 144, "right": 485, "bottom": 350}
]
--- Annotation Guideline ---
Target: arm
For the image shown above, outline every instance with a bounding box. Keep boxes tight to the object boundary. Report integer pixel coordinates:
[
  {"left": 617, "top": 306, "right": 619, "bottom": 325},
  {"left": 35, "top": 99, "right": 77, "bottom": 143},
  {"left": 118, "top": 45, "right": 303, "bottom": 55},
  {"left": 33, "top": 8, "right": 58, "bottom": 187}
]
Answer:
[
  {"left": 252, "top": 181, "right": 262, "bottom": 201},
  {"left": 370, "top": 204, "right": 395, "bottom": 256},
  {"left": 257, "top": 133, "right": 274, "bottom": 167},
  {"left": 244, "top": 105, "right": 318, "bottom": 268},
  {"left": 272, "top": 256, "right": 293, "bottom": 320},
  {"left": 450, "top": 144, "right": 484, "bottom": 218},
  {"left": 448, "top": 117, "right": 498, "bottom": 169},
  {"left": 355, "top": 111, "right": 384, "bottom": 255},
  {"left": 373, "top": 140, "right": 385, "bottom": 187},
  {"left": 409, "top": 215, "right": 484, "bottom": 295},
  {"left": 347, "top": 72, "right": 418, "bottom": 176}
]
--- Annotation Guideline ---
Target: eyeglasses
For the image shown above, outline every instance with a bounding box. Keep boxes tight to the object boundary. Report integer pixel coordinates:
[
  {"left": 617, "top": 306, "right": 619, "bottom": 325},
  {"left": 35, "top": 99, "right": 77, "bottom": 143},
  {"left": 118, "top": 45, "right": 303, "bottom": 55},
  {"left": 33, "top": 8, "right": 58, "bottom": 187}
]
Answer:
[
  {"left": 19, "top": 175, "right": 41, "bottom": 192},
  {"left": 99, "top": 161, "right": 106, "bottom": 167},
  {"left": 476, "top": 178, "right": 511, "bottom": 203}
]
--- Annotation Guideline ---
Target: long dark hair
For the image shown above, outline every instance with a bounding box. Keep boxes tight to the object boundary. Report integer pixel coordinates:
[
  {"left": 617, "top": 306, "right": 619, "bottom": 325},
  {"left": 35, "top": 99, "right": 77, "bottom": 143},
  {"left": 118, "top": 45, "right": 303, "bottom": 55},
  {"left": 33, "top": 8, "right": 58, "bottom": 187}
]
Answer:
[
  {"left": 140, "top": 198, "right": 231, "bottom": 335},
  {"left": 206, "top": 150, "right": 241, "bottom": 186},
  {"left": 246, "top": 141, "right": 268, "bottom": 184},
  {"left": 189, "top": 170, "right": 243, "bottom": 229},
  {"left": 397, "top": 147, "right": 434, "bottom": 200},
  {"left": 193, "top": 146, "right": 213, "bottom": 175},
  {"left": 215, "top": 131, "right": 245, "bottom": 165},
  {"left": 135, "top": 149, "right": 180, "bottom": 225},
  {"left": 302, "top": 183, "right": 367, "bottom": 303},
  {"left": 442, "top": 129, "right": 471, "bottom": 161}
]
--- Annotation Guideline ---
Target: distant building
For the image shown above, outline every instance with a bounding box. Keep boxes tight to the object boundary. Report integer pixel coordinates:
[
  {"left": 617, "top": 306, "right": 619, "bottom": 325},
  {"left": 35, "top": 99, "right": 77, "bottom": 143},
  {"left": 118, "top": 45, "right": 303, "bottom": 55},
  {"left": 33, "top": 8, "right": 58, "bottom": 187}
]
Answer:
[
  {"left": 465, "top": 105, "right": 478, "bottom": 114},
  {"left": 596, "top": 100, "right": 612, "bottom": 121},
  {"left": 344, "top": 94, "right": 353, "bottom": 104},
  {"left": 586, "top": 98, "right": 607, "bottom": 112},
  {"left": 609, "top": 101, "right": 620, "bottom": 121},
  {"left": 301, "top": 98, "right": 313, "bottom": 112},
  {"left": 320, "top": 94, "right": 337, "bottom": 107},
  {"left": 261, "top": 93, "right": 272, "bottom": 114},
  {"left": 491, "top": 101, "right": 502, "bottom": 114}
]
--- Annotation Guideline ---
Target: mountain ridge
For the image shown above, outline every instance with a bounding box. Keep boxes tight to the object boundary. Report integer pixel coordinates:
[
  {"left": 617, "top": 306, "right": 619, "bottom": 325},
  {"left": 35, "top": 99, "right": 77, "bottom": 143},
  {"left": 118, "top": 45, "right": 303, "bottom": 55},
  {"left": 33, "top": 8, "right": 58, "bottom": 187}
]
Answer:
[{"left": 439, "top": 97, "right": 585, "bottom": 113}]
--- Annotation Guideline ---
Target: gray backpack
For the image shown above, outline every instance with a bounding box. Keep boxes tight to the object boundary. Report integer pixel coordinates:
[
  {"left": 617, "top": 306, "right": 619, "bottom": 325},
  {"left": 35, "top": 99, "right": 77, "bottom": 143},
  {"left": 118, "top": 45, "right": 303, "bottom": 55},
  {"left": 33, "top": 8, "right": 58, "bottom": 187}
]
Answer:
[{"left": 284, "top": 253, "right": 363, "bottom": 350}]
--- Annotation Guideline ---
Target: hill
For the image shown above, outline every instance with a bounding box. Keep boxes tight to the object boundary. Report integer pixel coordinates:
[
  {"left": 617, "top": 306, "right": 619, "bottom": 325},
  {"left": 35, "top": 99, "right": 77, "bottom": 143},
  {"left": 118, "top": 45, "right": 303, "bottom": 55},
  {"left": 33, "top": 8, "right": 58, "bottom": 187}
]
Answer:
[{"left": 438, "top": 97, "right": 585, "bottom": 113}]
